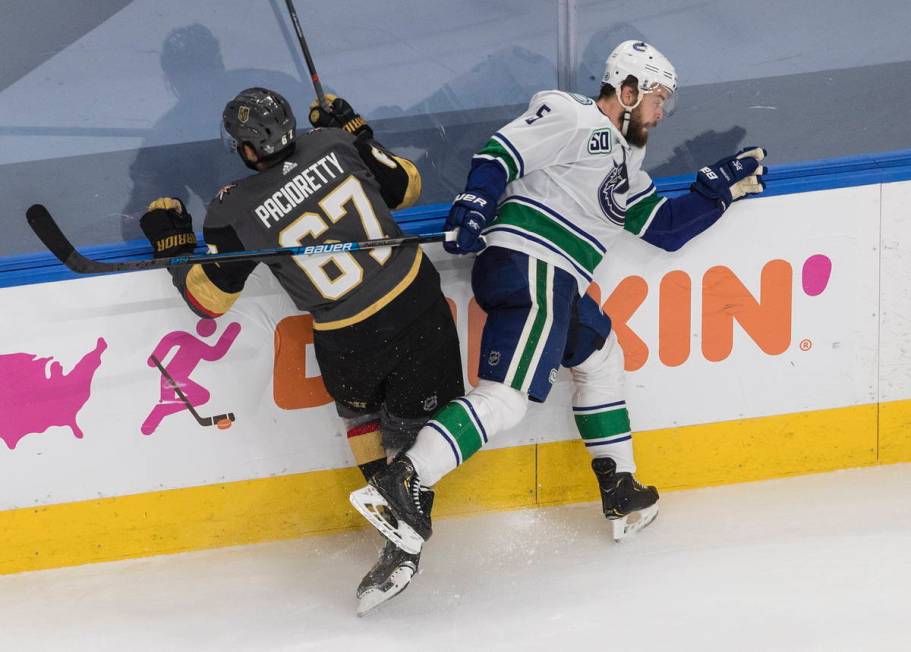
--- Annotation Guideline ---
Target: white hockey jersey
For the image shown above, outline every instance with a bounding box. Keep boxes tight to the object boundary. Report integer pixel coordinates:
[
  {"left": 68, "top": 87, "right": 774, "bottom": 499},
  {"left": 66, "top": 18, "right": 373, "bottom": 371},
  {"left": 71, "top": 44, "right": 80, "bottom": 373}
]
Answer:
[{"left": 478, "top": 90, "right": 666, "bottom": 290}]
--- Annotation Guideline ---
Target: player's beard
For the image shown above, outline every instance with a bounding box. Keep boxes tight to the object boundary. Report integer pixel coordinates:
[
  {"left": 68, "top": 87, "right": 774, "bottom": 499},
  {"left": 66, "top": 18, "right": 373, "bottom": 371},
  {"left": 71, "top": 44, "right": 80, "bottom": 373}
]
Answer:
[{"left": 625, "top": 107, "right": 651, "bottom": 148}]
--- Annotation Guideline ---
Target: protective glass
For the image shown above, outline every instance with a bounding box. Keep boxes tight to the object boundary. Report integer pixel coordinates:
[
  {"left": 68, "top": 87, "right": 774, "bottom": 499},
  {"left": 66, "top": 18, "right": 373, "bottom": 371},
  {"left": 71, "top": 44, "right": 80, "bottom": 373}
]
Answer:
[{"left": 220, "top": 122, "right": 239, "bottom": 154}]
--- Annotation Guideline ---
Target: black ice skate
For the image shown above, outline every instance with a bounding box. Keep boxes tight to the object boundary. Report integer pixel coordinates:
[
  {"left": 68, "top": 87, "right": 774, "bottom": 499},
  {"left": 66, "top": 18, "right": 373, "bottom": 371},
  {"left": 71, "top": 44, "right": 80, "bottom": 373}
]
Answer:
[
  {"left": 355, "top": 489, "right": 433, "bottom": 616},
  {"left": 592, "top": 457, "right": 659, "bottom": 542},
  {"left": 349, "top": 455, "right": 431, "bottom": 555},
  {"left": 356, "top": 541, "right": 421, "bottom": 616}
]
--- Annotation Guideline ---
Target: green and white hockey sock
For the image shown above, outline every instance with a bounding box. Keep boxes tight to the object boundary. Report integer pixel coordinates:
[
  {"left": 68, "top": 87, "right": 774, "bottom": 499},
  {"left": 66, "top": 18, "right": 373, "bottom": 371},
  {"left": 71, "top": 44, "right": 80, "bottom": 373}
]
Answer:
[
  {"left": 570, "top": 332, "right": 636, "bottom": 473},
  {"left": 407, "top": 380, "right": 528, "bottom": 486},
  {"left": 573, "top": 400, "right": 636, "bottom": 473}
]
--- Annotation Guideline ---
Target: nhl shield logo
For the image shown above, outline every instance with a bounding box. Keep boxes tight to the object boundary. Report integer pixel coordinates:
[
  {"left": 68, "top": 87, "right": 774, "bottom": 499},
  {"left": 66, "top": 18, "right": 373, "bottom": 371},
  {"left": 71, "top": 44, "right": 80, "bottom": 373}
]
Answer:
[
  {"left": 423, "top": 395, "right": 438, "bottom": 412},
  {"left": 238, "top": 106, "right": 250, "bottom": 124},
  {"left": 488, "top": 351, "right": 501, "bottom": 366}
]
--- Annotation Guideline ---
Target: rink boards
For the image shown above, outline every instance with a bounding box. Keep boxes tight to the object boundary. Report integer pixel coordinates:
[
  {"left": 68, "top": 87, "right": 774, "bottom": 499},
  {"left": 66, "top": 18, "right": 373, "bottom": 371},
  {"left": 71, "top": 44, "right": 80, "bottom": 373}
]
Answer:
[{"left": 1, "top": 180, "right": 909, "bottom": 574}]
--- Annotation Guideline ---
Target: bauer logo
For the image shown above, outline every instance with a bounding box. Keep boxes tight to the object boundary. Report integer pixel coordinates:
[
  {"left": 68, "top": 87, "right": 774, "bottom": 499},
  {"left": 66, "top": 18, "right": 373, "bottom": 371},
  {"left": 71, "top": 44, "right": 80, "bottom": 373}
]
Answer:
[
  {"left": 588, "top": 254, "right": 834, "bottom": 371},
  {"left": 588, "top": 128, "right": 613, "bottom": 155}
]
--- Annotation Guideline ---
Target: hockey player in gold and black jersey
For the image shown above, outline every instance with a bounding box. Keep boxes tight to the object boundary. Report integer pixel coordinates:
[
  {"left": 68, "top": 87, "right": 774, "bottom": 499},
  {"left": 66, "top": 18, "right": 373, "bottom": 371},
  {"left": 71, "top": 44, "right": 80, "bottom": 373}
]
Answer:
[{"left": 139, "top": 87, "right": 464, "bottom": 616}]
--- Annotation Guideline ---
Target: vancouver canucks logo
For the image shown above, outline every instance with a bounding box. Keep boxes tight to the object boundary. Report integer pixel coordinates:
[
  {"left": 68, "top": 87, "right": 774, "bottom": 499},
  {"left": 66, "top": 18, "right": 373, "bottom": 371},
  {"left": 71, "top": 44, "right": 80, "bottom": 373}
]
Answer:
[
  {"left": 568, "top": 92, "right": 594, "bottom": 105},
  {"left": 597, "top": 163, "right": 630, "bottom": 226}
]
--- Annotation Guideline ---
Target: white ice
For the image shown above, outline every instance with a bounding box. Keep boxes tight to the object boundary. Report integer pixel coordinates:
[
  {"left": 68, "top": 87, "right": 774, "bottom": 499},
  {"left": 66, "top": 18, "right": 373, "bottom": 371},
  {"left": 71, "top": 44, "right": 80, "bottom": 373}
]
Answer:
[{"left": 1, "top": 465, "right": 910, "bottom": 652}]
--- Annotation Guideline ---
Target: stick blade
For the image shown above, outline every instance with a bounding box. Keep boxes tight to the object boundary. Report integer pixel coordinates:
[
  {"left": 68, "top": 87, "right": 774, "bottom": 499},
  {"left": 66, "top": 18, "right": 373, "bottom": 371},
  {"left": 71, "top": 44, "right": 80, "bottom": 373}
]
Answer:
[
  {"left": 26, "top": 203, "right": 114, "bottom": 274},
  {"left": 27, "top": 204, "right": 77, "bottom": 263}
]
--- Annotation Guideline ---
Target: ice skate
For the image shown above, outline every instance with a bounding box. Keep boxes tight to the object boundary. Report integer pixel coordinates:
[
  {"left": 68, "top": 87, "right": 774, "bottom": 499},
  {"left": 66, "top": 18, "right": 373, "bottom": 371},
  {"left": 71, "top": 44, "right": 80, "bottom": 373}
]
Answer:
[
  {"left": 356, "top": 540, "right": 421, "bottom": 616},
  {"left": 592, "top": 457, "right": 659, "bottom": 542},
  {"left": 355, "top": 489, "right": 432, "bottom": 616},
  {"left": 349, "top": 455, "right": 431, "bottom": 555}
]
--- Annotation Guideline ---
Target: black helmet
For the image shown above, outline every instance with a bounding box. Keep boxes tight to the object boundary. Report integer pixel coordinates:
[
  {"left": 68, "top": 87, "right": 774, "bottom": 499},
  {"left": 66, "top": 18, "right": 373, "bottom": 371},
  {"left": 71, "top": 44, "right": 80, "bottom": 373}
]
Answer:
[{"left": 221, "top": 87, "right": 296, "bottom": 159}]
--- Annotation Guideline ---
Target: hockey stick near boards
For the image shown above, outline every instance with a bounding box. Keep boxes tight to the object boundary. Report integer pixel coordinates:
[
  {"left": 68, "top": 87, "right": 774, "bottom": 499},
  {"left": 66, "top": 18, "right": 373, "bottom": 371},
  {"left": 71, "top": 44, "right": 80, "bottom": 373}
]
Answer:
[
  {"left": 149, "top": 354, "right": 235, "bottom": 429},
  {"left": 26, "top": 204, "right": 454, "bottom": 275},
  {"left": 283, "top": 0, "right": 331, "bottom": 112}
]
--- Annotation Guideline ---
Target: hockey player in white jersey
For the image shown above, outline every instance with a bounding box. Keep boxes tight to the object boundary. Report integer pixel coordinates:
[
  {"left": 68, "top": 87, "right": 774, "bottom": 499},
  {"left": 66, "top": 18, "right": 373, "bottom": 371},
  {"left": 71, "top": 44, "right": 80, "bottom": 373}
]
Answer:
[{"left": 350, "top": 40, "right": 767, "bottom": 553}]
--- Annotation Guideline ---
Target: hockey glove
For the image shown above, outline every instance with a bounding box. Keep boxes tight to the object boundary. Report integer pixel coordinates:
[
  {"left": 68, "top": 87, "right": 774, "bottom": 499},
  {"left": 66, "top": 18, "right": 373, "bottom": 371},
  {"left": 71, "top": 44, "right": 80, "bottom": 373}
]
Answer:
[
  {"left": 308, "top": 94, "right": 373, "bottom": 140},
  {"left": 691, "top": 147, "right": 767, "bottom": 210},
  {"left": 444, "top": 191, "right": 495, "bottom": 255},
  {"left": 140, "top": 197, "right": 197, "bottom": 259}
]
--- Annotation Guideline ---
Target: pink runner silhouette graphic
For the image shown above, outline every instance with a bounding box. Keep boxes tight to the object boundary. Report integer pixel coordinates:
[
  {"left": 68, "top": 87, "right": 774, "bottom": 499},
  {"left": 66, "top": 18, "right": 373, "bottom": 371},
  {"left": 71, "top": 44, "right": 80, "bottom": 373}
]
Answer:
[
  {"left": 0, "top": 338, "right": 107, "bottom": 449},
  {"left": 142, "top": 318, "right": 241, "bottom": 435}
]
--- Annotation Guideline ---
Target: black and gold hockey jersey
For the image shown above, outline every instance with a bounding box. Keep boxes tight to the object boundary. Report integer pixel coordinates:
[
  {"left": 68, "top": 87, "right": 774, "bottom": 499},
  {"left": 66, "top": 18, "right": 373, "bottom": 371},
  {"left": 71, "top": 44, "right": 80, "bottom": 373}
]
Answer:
[{"left": 174, "top": 128, "right": 433, "bottom": 330}]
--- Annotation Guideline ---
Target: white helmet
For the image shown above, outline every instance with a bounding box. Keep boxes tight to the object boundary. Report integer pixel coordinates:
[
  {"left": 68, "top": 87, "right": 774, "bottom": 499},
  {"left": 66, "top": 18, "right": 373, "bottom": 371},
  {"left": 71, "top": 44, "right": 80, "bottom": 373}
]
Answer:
[{"left": 602, "top": 40, "right": 677, "bottom": 94}]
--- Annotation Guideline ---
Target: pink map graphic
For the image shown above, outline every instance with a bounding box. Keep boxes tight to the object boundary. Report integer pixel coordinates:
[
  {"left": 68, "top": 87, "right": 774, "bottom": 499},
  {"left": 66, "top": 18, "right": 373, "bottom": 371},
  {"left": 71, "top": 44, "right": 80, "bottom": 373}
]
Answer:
[{"left": 0, "top": 338, "right": 107, "bottom": 449}]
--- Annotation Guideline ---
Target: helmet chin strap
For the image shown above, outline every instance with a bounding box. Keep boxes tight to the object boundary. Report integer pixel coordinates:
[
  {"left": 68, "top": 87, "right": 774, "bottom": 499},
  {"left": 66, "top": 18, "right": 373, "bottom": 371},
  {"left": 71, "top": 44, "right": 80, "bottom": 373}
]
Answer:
[{"left": 618, "top": 92, "right": 643, "bottom": 137}]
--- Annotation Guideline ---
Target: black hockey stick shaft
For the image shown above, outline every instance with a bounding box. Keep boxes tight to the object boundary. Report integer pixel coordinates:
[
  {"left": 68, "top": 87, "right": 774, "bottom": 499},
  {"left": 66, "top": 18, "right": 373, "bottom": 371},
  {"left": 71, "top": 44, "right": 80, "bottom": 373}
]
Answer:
[
  {"left": 149, "top": 355, "right": 235, "bottom": 427},
  {"left": 26, "top": 204, "right": 451, "bottom": 275},
  {"left": 284, "top": 0, "right": 330, "bottom": 112}
]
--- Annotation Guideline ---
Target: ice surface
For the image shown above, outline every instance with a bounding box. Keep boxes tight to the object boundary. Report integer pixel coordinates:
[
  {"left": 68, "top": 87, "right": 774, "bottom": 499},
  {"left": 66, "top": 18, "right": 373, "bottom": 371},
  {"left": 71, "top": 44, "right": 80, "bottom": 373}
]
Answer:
[{"left": 1, "top": 465, "right": 910, "bottom": 651}]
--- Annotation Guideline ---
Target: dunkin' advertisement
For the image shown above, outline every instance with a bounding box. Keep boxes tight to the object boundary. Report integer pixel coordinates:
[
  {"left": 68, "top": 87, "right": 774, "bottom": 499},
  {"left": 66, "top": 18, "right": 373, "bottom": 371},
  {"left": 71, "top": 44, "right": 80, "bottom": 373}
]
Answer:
[{"left": 0, "top": 182, "right": 908, "bottom": 510}]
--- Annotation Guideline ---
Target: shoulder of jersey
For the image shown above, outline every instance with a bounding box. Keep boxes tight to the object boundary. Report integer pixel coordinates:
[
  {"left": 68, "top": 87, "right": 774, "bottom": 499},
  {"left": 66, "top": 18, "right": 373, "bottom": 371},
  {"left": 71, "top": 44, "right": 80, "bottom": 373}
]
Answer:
[
  {"left": 205, "top": 180, "right": 245, "bottom": 226},
  {"left": 301, "top": 126, "right": 356, "bottom": 146},
  {"left": 529, "top": 89, "right": 594, "bottom": 108}
]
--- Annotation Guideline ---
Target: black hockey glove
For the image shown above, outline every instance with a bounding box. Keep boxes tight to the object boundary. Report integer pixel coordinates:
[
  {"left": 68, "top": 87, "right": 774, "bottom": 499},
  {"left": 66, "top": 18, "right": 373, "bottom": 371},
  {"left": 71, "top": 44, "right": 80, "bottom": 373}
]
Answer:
[
  {"left": 308, "top": 94, "right": 373, "bottom": 140},
  {"left": 140, "top": 197, "right": 197, "bottom": 259},
  {"left": 444, "top": 191, "right": 495, "bottom": 255},
  {"left": 691, "top": 147, "right": 767, "bottom": 210}
]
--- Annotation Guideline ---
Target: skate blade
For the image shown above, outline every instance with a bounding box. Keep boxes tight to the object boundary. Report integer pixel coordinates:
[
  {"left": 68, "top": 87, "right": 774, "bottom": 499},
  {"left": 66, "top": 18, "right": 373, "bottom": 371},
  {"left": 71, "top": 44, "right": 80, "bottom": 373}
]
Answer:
[
  {"left": 610, "top": 503, "right": 659, "bottom": 542},
  {"left": 349, "top": 486, "right": 424, "bottom": 555},
  {"left": 356, "top": 565, "right": 416, "bottom": 617}
]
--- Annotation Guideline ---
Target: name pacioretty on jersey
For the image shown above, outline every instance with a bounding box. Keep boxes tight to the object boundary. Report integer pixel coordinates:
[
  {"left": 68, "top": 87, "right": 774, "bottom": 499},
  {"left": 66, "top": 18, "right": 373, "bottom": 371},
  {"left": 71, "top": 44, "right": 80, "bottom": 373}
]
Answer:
[{"left": 254, "top": 152, "right": 345, "bottom": 228}]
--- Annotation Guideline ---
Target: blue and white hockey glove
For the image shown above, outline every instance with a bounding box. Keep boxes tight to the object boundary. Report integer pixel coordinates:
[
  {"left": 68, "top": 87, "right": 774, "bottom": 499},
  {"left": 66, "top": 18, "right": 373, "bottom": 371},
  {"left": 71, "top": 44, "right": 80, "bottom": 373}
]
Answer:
[
  {"left": 444, "top": 191, "right": 496, "bottom": 254},
  {"left": 692, "top": 147, "right": 767, "bottom": 210}
]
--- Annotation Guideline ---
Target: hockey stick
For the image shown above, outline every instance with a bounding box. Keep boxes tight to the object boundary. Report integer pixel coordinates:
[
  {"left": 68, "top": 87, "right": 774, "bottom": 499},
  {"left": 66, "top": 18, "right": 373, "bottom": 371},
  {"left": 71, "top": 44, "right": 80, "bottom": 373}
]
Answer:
[
  {"left": 149, "top": 354, "right": 235, "bottom": 428},
  {"left": 283, "top": 0, "right": 331, "bottom": 112},
  {"left": 26, "top": 204, "right": 452, "bottom": 275}
]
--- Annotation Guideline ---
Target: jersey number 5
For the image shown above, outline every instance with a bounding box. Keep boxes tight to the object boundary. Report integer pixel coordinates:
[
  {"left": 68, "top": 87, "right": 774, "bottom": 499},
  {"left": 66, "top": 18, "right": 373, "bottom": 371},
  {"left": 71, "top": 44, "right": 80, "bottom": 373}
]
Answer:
[
  {"left": 278, "top": 176, "right": 391, "bottom": 300},
  {"left": 525, "top": 104, "right": 551, "bottom": 125}
]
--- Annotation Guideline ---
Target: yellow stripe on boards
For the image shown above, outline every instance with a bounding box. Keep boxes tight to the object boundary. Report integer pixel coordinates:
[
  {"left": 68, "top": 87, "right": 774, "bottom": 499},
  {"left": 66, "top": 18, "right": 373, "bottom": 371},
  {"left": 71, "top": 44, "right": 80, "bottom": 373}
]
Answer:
[
  {"left": 0, "top": 446, "right": 534, "bottom": 576},
  {"left": 537, "top": 402, "right": 877, "bottom": 506},
  {"left": 0, "top": 467, "right": 365, "bottom": 576},
  {"left": 0, "top": 403, "right": 884, "bottom": 575},
  {"left": 879, "top": 398, "right": 911, "bottom": 463}
]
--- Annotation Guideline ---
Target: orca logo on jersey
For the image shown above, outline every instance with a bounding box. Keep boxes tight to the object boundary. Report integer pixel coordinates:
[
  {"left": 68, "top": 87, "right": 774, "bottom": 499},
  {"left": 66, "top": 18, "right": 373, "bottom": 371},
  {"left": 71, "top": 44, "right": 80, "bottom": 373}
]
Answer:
[{"left": 597, "top": 163, "right": 630, "bottom": 226}]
